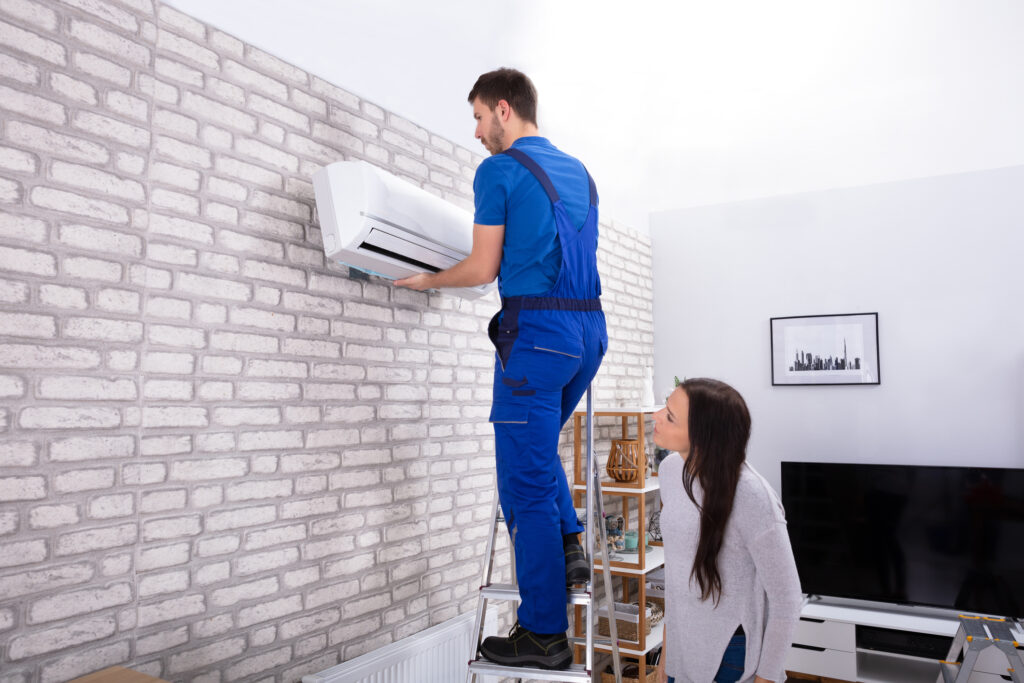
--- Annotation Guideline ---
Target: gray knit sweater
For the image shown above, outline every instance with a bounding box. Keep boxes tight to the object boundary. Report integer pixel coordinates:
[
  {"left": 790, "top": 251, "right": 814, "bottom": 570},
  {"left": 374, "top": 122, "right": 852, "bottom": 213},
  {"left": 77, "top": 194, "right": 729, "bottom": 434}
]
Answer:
[{"left": 659, "top": 454, "right": 803, "bottom": 682}]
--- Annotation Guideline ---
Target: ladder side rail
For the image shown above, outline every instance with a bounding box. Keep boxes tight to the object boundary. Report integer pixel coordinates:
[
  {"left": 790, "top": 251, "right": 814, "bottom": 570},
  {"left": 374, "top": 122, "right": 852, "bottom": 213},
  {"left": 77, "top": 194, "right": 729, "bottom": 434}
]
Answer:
[
  {"left": 466, "top": 493, "right": 502, "bottom": 683},
  {"left": 593, "top": 464, "right": 622, "bottom": 683},
  {"left": 937, "top": 662, "right": 958, "bottom": 683},
  {"left": 584, "top": 386, "right": 594, "bottom": 674},
  {"left": 992, "top": 641, "right": 1024, "bottom": 683},
  {"left": 587, "top": 386, "right": 623, "bottom": 683},
  {"left": 956, "top": 642, "right": 984, "bottom": 683},
  {"left": 944, "top": 624, "right": 967, "bottom": 662}
]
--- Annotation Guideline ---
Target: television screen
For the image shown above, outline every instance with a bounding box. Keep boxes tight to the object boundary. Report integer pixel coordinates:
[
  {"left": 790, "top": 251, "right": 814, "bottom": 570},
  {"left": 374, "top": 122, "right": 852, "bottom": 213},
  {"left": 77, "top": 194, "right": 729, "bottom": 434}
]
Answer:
[{"left": 781, "top": 462, "right": 1024, "bottom": 618}]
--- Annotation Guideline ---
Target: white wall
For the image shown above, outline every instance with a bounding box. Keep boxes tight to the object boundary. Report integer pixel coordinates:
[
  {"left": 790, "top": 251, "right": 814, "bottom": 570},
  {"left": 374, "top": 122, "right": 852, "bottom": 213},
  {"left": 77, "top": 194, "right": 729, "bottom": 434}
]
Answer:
[
  {"left": 167, "top": 2, "right": 1024, "bottom": 234},
  {"left": 650, "top": 165, "right": 1024, "bottom": 492}
]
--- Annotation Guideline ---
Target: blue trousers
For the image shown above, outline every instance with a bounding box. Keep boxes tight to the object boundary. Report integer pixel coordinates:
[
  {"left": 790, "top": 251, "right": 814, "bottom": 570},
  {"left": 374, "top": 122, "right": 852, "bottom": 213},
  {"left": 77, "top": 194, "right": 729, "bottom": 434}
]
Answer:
[
  {"left": 667, "top": 633, "right": 746, "bottom": 683},
  {"left": 490, "top": 308, "right": 606, "bottom": 633}
]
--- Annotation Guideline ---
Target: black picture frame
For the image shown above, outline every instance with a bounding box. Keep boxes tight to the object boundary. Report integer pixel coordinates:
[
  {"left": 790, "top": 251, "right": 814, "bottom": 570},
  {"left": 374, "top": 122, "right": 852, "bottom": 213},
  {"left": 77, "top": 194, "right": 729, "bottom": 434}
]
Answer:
[{"left": 770, "top": 312, "right": 880, "bottom": 386}]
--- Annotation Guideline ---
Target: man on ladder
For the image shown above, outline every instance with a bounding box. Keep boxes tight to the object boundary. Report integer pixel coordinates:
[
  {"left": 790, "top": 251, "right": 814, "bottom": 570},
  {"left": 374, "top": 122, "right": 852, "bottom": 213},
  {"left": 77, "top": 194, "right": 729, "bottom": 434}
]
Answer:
[{"left": 397, "top": 67, "right": 607, "bottom": 670}]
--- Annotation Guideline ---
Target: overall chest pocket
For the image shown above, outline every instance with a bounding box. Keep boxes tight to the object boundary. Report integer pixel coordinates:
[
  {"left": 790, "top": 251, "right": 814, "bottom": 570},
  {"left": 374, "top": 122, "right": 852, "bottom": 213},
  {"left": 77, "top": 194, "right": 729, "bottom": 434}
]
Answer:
[{"left": 505, "top": 333, "right": 584, "bottom": 392}]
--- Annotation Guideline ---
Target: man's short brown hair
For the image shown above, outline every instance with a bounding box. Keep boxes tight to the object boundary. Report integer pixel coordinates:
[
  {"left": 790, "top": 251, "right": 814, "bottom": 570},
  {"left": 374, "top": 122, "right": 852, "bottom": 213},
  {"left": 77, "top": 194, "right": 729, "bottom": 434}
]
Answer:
[{"left": 468, "top": 68, "right": 538, "bottom": 126}]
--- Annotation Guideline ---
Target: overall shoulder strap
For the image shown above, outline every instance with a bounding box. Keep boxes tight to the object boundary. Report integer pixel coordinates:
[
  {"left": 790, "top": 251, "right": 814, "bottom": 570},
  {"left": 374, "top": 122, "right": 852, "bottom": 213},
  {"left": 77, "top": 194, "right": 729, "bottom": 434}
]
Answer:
[
  {"left": 503, "top": 148, "right": 597, "bottom": 207},
  {"left": 503, "top": 148, "right": 559, "bottom": 203},
  {"left": 583, "top": 165, "right": 597, "bottom": 206}
]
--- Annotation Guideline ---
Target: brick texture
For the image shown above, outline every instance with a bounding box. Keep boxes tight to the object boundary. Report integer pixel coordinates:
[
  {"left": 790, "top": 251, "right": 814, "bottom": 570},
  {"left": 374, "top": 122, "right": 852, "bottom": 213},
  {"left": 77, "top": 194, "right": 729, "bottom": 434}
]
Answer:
[{"left": 0, "top": 0, "right": 654, "bottom": 680}]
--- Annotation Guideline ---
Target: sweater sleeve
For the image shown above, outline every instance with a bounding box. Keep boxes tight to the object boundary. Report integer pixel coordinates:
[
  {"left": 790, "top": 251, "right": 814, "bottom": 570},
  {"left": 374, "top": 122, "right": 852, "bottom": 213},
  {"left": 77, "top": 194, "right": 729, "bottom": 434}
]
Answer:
[{"left": 749, "top": 521, "right": 803, "bottom": 682}]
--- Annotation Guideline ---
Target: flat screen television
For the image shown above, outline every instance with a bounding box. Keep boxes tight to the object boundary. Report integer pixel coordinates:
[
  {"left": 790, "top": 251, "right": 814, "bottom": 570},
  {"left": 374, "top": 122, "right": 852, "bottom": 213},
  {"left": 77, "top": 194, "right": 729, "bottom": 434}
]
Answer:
[{"left": 781, "top": 462, "right": 1024, "bottom": 618}]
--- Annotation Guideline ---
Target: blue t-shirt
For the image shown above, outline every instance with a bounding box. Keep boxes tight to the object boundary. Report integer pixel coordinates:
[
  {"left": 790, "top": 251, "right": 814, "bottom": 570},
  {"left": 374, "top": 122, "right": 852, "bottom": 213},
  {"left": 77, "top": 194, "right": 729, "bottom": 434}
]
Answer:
[{"left": 473, "top": 137, "right": 595, "bottom": 297}]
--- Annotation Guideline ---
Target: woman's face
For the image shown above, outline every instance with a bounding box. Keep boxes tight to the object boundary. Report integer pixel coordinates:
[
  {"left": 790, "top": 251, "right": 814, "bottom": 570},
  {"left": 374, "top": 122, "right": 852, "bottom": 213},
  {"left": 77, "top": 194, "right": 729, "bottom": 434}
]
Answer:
[{"left": 653, "top": 387, "right": 691, "bottom": 456}]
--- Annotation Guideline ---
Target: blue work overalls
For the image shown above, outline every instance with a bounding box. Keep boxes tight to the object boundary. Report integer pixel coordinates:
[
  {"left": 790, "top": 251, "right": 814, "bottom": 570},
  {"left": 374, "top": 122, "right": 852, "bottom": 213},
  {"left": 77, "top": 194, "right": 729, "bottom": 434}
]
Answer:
[{"left": 488, "top": 148, "right": 608, "bottom": 634}]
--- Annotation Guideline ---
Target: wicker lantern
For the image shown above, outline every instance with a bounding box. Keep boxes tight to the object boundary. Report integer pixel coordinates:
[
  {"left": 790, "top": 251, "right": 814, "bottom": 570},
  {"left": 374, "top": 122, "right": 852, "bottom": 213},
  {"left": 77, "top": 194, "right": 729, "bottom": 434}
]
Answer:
[{"left": 605, "top": 439, "right": 646, "bottom": 482}]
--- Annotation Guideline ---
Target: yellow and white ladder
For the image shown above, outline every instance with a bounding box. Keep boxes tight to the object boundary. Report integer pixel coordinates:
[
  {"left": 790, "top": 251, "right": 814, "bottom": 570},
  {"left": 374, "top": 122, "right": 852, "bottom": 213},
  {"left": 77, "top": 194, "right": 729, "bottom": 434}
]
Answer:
[{"left": 938, "top": 615, "right": 1023, "bottom": 683}]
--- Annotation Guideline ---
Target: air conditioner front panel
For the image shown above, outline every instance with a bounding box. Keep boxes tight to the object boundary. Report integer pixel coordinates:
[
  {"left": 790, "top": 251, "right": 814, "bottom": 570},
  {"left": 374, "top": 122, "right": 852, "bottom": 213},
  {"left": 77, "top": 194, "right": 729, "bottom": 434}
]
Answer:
[{"left": 375, "top": 175, "right": 474, "bottom": 253}]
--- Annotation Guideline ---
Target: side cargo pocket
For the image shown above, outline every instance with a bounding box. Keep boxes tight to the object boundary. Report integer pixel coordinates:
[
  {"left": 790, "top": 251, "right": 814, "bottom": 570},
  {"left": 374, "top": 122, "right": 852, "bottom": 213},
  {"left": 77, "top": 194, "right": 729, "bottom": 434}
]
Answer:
[{"left": 489, "top": 400, "right": 529, "bottom": 424}]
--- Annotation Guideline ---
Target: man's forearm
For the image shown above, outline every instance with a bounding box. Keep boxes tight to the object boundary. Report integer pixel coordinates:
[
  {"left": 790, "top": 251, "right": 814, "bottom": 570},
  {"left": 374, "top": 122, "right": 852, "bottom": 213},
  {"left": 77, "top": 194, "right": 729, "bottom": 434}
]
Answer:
[
  {"left": 428, "top": 256, "right": 495, "bottom": 288},
  {"left": 394, "top": 223, "right": 502, "bottom": 292},
  {"left": 396, "top": 253, "right": 496, "bottom": 291}
]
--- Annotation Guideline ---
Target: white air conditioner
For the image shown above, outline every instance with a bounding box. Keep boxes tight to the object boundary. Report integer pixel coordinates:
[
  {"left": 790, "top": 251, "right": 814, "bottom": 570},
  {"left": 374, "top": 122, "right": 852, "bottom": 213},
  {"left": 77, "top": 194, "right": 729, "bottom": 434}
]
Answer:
[{"left": 312, "top": 160, "right": 495, "bottom": 300}]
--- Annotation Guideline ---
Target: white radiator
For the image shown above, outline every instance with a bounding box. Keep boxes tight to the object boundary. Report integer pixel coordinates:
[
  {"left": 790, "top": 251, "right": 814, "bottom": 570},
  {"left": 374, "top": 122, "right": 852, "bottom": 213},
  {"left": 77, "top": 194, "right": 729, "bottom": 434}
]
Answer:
[{"left": 303, "top": 612, "right": 497, "bottom": 683}]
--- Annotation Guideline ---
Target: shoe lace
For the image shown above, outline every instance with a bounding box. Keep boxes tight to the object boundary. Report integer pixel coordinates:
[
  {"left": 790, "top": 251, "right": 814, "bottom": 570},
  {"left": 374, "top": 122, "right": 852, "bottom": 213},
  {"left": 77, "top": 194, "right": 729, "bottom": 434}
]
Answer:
[{"left": 507, "top": 621, "right": 525, "bottom": 639}]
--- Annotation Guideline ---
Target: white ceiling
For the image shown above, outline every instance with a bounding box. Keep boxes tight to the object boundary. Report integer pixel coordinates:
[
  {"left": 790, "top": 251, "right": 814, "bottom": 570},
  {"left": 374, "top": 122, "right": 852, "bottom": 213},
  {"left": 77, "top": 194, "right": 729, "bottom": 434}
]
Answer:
[{"left": 166, "top": 0, "right": 1024, "bottom": 232}]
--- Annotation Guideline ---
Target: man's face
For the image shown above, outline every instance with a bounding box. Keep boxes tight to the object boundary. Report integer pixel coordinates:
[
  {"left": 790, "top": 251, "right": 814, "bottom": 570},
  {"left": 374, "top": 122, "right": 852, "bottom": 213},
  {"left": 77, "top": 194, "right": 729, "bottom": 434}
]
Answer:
[{"left": 472, "top": 97, "right": 505, "bottom": 155}]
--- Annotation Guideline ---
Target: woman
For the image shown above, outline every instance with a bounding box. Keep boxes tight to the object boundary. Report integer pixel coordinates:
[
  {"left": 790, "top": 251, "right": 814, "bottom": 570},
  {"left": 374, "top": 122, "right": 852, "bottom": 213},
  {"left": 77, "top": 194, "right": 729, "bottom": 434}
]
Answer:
[{"left": 653, "top": 378, "right": 802, "bottom": 683}]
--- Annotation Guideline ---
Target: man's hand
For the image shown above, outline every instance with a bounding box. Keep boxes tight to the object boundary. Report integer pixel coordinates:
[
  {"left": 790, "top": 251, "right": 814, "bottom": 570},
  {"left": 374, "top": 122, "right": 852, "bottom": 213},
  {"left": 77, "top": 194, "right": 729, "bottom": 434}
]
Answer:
[{"left": 393, "top": 272, "right": 435, "bottom": 291}]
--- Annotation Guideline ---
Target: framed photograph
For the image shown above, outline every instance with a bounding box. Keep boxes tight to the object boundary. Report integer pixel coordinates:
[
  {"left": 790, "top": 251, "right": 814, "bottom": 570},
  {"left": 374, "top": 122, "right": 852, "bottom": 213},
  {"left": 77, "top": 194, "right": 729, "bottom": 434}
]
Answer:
[{"left": 770, "top": 313, "right": 880, "bottom": 386}]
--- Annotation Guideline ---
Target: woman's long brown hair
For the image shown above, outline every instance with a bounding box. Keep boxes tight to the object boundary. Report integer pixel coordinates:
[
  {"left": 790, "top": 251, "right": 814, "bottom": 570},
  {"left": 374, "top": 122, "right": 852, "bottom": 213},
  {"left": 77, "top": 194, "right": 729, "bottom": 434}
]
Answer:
[{"left": 679, "top": 378, "right": 751, "bottom": 605}]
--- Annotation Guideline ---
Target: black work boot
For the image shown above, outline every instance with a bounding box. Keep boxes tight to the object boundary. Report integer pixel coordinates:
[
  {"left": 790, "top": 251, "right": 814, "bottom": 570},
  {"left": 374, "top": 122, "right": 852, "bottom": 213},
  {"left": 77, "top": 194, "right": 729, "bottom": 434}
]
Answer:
[
  {"left": 564, "top": 533, "right": 589, "bottom": 585},
  {"left": 479, "top": 622, "right": 573, "bottom": 670}
]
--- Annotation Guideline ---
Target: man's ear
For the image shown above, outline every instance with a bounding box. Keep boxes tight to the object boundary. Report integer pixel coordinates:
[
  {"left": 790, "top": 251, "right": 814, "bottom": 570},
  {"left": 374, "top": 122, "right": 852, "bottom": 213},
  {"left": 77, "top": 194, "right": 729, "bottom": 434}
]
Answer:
[{"left": 496, "top": 99, "right": 511, "bottom": 121}]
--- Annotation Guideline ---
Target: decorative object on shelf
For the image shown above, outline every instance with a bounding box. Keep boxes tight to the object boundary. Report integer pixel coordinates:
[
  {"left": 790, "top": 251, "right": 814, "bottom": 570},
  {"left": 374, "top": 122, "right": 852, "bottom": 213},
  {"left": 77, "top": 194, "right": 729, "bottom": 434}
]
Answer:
[
  {"left": 651, "top": 445, "right": 670, "bottom": 473},
  {"left": 606, "top": 439, "right": 646, "bottom": 482},
  {"left": 598, "top": 602, "right": 653, "bottom": 641},
  {"left": 646, "top": 568, "right": 666, "bottom": 608},
  {"left": 770, "top": 312, "right": 880, "bottom": 386},
  {"left": 623, "top": 530, "right": 650, "bottom": 551},
  {"left": 647, "top": 510, "right": 661, "bottom": 541},
  {"left": 604, "top": 513, "right": 624, "bottom": 552},
  {"left": 642, "top": 367, "right": 655, "bottom": 406},
  {"left": 601, "top": 663, "right": 658, "bottom": 683},
  {"left": 645, "top": 599, "right": 664, "bottom": 627}
]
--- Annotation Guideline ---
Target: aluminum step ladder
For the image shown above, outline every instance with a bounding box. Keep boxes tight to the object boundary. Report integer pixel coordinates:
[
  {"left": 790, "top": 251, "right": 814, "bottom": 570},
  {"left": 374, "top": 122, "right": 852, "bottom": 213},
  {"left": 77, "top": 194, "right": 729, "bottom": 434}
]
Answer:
[
  {"left": 938, "top": 615, "right": 1024, "bottom": 683},
  {"left": 466, "top": 387, "right": 624, "bottom": 683}
]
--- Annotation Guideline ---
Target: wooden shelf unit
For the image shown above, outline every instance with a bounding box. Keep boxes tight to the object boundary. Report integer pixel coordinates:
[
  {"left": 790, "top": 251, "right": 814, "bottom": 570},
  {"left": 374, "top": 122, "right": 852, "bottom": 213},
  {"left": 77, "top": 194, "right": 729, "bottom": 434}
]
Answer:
[
  {"left": 571, "top": 407, "right": 664, "bottom": 662},
  {"left": 572, "top": 407, "right": 661, "bottom": 490}
]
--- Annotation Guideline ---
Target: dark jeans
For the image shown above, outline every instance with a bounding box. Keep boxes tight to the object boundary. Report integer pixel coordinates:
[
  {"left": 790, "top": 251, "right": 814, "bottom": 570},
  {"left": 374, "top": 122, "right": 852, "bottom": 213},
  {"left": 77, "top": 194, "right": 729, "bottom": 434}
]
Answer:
[{"left": 667, "top": 633, "right": 746, "bottom": 683}]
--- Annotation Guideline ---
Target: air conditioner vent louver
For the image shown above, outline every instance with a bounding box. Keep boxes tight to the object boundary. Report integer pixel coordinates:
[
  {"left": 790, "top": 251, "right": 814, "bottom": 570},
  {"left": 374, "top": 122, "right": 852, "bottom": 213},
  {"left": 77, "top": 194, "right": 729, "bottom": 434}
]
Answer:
[
  {"left": 358, "top": 227, "right": 458, "bottom": 274},
  {"left": 358, "top": 242, "right": 440, "bottom": 274}
]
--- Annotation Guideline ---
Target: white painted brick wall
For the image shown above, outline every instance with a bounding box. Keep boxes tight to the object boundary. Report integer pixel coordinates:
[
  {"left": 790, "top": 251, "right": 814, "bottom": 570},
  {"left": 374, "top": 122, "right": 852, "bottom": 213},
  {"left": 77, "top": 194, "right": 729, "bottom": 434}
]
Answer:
[{"left": 0, "top": 0, "right": 654, "bottom": 680}]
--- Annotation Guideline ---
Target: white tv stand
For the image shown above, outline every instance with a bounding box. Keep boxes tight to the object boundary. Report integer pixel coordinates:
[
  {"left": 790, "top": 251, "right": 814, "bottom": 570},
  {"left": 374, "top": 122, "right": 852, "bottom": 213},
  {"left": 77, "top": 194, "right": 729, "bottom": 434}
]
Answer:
[{"left": 785, "top": 596, "right": 1024, "bottom": 683}]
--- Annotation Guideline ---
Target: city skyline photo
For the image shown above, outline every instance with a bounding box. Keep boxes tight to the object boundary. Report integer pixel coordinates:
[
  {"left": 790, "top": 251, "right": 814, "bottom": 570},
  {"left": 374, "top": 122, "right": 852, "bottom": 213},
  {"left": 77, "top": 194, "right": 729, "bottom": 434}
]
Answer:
[{"left": 770, "top": 313, "right": 880, "bottom": 385}]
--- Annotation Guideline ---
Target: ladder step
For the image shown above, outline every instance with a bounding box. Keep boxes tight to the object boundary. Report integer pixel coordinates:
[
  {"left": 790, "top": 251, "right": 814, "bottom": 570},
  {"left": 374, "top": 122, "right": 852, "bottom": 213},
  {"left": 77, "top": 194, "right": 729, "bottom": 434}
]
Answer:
[
  {"left": 467, "top": 659, "right": 591, "bottom": 682},
  {"left": 961, "top": 617, "right": 990, "bottom": 640},
  {"left": 569, "top": 635, "right": 614, "bottom": 648},
  {"left": 986, "top": 619, "right": 1017, "bottom": 642},
  {"left": 479, "top": 583, "right": 592, "bottom": 605}
]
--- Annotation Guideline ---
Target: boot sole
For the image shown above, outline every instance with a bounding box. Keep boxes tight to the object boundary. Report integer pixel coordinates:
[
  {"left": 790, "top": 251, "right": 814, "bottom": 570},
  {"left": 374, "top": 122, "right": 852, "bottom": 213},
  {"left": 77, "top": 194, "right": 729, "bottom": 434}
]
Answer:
[
  {"left": 478, "top": 646, "right": 573, "bottom": 670},
  {"left": 566, "top": 571, "right": 589, "bottom": 586},
  {"left": 565, "top": 549, "right": 589, "bottom": 585}
]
